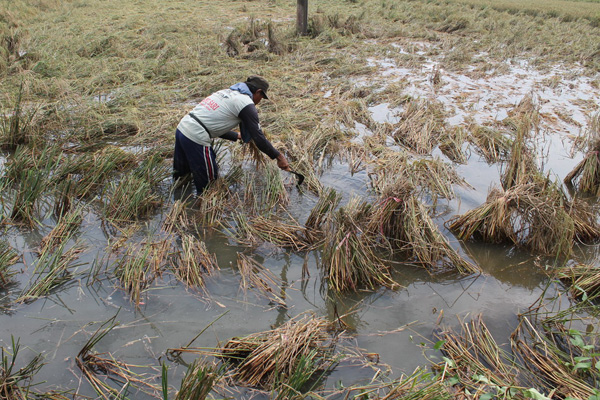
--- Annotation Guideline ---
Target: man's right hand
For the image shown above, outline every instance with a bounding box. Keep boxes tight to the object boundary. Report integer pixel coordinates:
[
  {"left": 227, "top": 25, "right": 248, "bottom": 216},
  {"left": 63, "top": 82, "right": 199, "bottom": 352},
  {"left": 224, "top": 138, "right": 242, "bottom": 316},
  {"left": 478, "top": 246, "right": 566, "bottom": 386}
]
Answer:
[{"left": 276, "top": 154, "right": 290, "bottom": 171}]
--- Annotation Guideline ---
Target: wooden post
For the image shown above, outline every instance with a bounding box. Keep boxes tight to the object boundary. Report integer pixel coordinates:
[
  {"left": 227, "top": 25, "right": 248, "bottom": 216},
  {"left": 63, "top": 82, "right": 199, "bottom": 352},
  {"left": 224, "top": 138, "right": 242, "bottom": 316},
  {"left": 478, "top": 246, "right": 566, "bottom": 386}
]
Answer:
[{"left": 296, "top": 0, "right": 308, "bottom": 36}]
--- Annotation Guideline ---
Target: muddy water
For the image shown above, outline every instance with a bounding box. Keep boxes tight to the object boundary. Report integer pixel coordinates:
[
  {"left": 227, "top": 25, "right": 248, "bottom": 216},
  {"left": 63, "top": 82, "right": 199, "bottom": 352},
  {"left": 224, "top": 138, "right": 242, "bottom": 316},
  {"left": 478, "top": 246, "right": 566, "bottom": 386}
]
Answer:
[{"left": 1, "top": 56, "right": 599, "bottom": 397}]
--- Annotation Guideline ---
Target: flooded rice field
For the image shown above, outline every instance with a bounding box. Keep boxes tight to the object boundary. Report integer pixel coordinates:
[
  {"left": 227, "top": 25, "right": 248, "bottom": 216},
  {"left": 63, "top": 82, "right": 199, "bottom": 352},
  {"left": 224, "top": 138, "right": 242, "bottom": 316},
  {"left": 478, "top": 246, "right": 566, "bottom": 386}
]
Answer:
[{"left": 1, "top": 37, "right": 600, "bottom": 398}]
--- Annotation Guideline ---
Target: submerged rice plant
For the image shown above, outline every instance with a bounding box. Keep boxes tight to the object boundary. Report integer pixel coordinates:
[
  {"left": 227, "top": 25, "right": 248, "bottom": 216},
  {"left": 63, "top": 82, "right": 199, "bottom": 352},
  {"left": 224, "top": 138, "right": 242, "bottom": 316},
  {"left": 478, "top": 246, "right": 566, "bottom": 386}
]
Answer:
[
  {"left": 237, "top": 252, "right": 285, "bottom": 307},
  {"left": 557, "top": 264, "right": 600, "bottom": 301},
  {"left": 304, "top": 187, "right": 341, "bottom": 244},
  {"left": 260, "top": 162, "right": 289, "bottom": 212},
  {"left": 215, "top": 314, "right": 336, "bottom": 391},
  {"left": 0, "top": 240, "right": 19, "bottom": 287},
  {"left": 3, "top": 144, "right": 61, "bottom": 183},
  {"left": 112, "top": 243, "right": 156, "bottom": 307},
  {"left": 173, "top": 235, "right": 218, "bottom": 290},
  {"left": 196, "top": 180, "right": 231, "bottom": 227},
  {"left": 501, "top": 114, "right": 539, "bottom": 190},
  {"left": 342, "top": 368, "right": 452, "bottom": 400},
  {"left": 9, "top": 168, "right": 46, "bottom": 227},
  {"left": 434, "top": 315, "right": 521, "bottom": 393},
  {"left": 225, "top": 212, "right": 312, "bottom": 252},
  {"left": 468, "top": 124, "right": 513, "bottom": 164},
  {"left": 76, "top": 316, "right": 160, "bottom": 399},
  {"left": 55, "top": 146, "right": 138, "bottom": 198},
  {"left": 512, "top": 313, "right": 600, "bottom": 399},
  {"left": 392, "top": 98, "right": 446, "bottom": 155},
  {"left": 0, "top": 83, "right": 40, "bottom": 150},
  {"left": 162, "top": 200, "right": 188, "bottom": 234},
  {"left": 103, "top": 174, "right": 161, "bottom": 225},
  {"left": 174, "top": 359, "right": 221, "bottom": 400},
  {"left": 18, "top": 242, "right": 85, "bottom": 304},
  {"left": 438, "top": 125, "right": 468, "bottom": 164},
  {"left": 1, "top": 336, "right": 45, "bottom": 400},
  {"left": 38, "top": 205, "right": 83, "bottom": 254}
]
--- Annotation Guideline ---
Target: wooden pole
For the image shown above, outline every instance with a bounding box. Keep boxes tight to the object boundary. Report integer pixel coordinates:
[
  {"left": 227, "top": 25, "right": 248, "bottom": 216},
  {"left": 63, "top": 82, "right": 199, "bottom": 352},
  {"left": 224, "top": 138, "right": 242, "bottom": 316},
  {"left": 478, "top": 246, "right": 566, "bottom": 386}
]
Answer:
[{"left": 296, "top": 0, "right": 308, "bottom": 36}]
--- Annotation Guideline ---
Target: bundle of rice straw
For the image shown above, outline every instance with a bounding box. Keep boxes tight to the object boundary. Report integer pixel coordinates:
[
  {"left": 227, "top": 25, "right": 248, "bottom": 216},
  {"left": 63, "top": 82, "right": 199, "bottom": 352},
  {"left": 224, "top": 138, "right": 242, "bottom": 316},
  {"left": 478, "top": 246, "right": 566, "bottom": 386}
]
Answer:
[{"left": 216, "top": 314, "right": 335, "bottom": 389}]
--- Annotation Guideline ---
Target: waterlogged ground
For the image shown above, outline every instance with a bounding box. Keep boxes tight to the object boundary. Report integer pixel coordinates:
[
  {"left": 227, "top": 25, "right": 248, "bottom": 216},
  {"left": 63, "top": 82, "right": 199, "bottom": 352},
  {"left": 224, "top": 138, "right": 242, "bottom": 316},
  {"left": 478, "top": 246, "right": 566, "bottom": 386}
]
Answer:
[{"left": 1, "top": 37, "right": 599, "bottom": 398}]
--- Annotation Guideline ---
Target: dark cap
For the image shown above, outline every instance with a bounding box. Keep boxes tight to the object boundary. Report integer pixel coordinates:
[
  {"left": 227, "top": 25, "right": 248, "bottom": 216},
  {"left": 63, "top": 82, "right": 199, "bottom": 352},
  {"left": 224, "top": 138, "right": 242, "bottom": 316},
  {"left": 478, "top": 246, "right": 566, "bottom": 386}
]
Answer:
[{"left": 246, "top": 75, "right": 269, "bottom": 99}]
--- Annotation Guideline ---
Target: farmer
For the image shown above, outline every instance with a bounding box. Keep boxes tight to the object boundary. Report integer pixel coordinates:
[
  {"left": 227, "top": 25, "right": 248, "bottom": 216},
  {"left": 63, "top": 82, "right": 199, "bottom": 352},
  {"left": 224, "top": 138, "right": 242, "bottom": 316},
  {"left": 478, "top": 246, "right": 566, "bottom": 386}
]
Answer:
[{"left": 173, "top": 75, "right": 290, "bottom": 194}]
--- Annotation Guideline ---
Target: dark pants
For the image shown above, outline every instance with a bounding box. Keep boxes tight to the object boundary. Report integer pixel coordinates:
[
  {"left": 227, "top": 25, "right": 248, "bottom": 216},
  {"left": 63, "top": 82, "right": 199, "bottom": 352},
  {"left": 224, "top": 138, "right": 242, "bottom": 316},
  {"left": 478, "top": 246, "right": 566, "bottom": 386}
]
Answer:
[{"left": 173, "top": 129, "right": 218, "bottom": 194}]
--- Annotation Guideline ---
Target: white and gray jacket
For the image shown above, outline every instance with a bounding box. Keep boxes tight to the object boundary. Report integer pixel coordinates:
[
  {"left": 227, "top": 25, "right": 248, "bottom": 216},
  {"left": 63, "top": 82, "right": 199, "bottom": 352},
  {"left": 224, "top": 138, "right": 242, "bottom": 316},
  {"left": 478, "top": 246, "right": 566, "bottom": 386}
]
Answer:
[{"left": 177, "top": 88, "right": 280, "bottom": 159}]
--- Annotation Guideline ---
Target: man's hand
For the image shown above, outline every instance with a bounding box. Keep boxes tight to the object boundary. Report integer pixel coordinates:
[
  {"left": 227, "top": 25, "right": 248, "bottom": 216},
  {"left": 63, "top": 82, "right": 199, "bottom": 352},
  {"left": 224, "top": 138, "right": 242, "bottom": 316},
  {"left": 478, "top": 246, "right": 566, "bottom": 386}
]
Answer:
[{"left": 276, "top": 154, "right": 290, "bottom": 171}]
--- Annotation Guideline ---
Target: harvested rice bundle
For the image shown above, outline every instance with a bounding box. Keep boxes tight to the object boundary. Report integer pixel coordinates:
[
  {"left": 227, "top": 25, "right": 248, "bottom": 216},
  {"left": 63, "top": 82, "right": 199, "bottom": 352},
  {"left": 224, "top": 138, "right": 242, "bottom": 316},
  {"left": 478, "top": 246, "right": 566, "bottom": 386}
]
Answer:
[
  {"left": 216, "top": 314, "right": 335, "bottom": 390},
  {"left": 448, "top": 182, "right": 579, "bottom": 257},
  {"left": 38, "top": 206, "right": 83, "bottom": 254},
  {"left": 174, "top": 235, "right": 219, "bottom": 289},
  {"left": 162, "top": 200, "right": 189, "bottom": 234},
  {"left": 112, "top": 236, "right": 170, "bottom": 307},
  {"left": 392, "top": 98, "right": 446, "bottom": 155},
  {"left": 368, "top": 195, "right": 480, "bottom": 275},
  {"left": 196, "top": 179, "right": 232, "bottom": 227},
  {"left": 501, "top": 116, "right": 539, "bottom": 190},
  {"left": 557, "top": 264, "right": 600, "bottom": 301},
  {"left": 438, "top": 125, "right": 468, "bottom": 164},
  {"left": 468, "top": 125, "right": 512, "bottom": 164},
  {"left": 322, "top": 198, "right": 398, "bottom": 292},
  {"left": 174, "top": 359, "right": 221, "bottom": 400},
  {"left": 406, "top": 157, "right": 470, "bottom": 200},
  {"left": 371, "top": 150, "right": 468, "bottom": 201},
  {"left": 225, "top": 212, "right": 312, "bottom": 252},
  {"left": 236, "top": 253, "right": 285, "bottom": 307},
  {"left": 304, "top": 187, "right": 341, "bottom": 245},
  {"left": 564, "top": 113, "right": 600, "bottom": 194},
  {"left": 261, "top": 162, "right": 289, "bottom": 211},
  {"left": 568, "top": 198, "right": 600, "bottom": 242}
]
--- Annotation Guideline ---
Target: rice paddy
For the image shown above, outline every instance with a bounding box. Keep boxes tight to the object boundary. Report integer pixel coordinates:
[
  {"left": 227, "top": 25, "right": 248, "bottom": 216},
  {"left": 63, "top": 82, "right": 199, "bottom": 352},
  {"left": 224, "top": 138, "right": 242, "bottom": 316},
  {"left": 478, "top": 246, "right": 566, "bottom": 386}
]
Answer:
[{"left": 1, "top": 0, "right": 600, "bottom": 398}]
